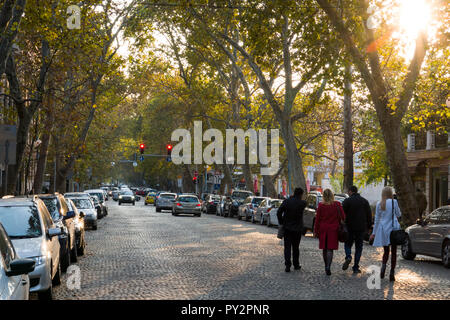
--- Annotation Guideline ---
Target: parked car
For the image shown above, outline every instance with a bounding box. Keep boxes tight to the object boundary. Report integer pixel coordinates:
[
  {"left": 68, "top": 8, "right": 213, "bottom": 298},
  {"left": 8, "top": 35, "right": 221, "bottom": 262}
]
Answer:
[
  {"left": 68, "top": 197, "right": 98, "bottom": 230},
  {"left": 172, "top": 195, "right": 202, "bottom": 217},
  {"left": 202, "top": 194, "right": 221, "bottom": 214},
  {"left": 112, "top": 189, "right": 120, "bottom": 201},
  {"left": 256, "top": 198, "right": 283, "bottom": 225},
  {"left": 303, "top": 192, "right": 347, "bottom": 235},
  {"left": 84, "top": 189, "right": 108, "bottom": 217},
  {"left": 225, "top": 190, "right": 254, "bottom": 217},
  {"left": 64, "top": 199, "right": 86, "bottom": 256},
  {"left": 402, "top": 206, "right": 450, "bottom": 268},
  {"left": 238, "top": 196, "right": 269, "bottom": 221},
  {"left": 0, "top": 197, "right": 61, "bottom": 300},
  {"left": 216, "top": 196, "right": 227, "bottom": 216},
  {"left": 0, "top": 222, "right": 36, "bottom": 300},
  {"left": 145, "top": 192, "right": 156, "bottom": 205},
  {"left": 38, "top": 193, "right": 77, "bottom": 272},
  {"left": 118, "top": 190, "right": 136, "bottom": 206},
  {"left": 155, "top": 193, "right": 177, "bottom": 212},
  {"left": 267, "top": 204, "right": 281, "bottom": 227}
]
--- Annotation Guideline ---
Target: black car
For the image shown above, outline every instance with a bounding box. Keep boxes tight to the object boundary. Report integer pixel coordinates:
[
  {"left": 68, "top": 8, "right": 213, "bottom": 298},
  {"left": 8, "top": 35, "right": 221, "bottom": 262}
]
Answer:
[
  {"left": 202, "top": 195, "right": 221, "bottom": 214},
  {"left": 224, "top": 190, "right": 254, "bottom": 217},
  {"left": 38, "top": 193, "right": 77, "bottom": 272},
  {"left": 65, "top": 199, "right": 86, "bottom": 256}
]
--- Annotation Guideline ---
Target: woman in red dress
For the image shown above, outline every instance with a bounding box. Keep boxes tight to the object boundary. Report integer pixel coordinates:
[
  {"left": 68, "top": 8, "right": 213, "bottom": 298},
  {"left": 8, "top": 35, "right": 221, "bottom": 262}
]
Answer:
[{"left": 314, "top": 189, "right": 346, "bottom": 275}]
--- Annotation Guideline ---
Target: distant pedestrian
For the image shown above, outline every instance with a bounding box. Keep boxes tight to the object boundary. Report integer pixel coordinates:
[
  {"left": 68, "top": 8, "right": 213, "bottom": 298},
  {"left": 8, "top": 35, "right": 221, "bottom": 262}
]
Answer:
[
  {"left": 314, "top": 189, "right": 345, "bottom": 275},
  {"left": 369, "top": 186, "right": 402, "bottom": 281},
  {"left": 277, "top": 187, "right": 307, "bottom": 272},
  {"left": 415, "top": 188, "right": 427, "bottom": 218},
  {"left": 342, "top": 186, "right": 372, "bottom": 274}
]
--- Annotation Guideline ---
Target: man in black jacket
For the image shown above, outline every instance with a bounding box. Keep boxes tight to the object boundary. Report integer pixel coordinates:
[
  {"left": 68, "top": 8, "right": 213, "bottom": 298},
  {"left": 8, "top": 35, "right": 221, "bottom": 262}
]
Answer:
[
  {"left": 277, "top": 187, "right": 307, "bottom": 272},
  {"left": 342, "top": 186, "right": 373, "bottom": 273}
]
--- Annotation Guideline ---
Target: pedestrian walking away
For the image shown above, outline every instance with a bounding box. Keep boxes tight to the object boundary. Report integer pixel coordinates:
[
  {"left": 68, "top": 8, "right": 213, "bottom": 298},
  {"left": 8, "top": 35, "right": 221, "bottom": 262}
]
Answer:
[
  {"left": 342, "top": 185, "right": 372, "bottom": 274},
  {"left": 277, "top": 187, "right": 307, "bottom": 272},
  {"left": 370, "top": 186, "right": 402, "bottom": 282},
  {"left": 415, "top": 188, "right": 427, "bottom": 219},
  {"left": 314, "top": 189, "right": 346, "bottom": 275}
]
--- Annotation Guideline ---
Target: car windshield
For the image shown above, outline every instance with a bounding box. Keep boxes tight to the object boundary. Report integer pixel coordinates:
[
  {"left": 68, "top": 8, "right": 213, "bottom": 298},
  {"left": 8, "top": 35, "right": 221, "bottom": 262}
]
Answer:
[
  {"left": 89, "top": 192, "right": 104, "bottom": 201},
  {"left": 161, "top": 194, "right": 176, "bottom": 199},
  {"left": 41, "top": 198, "right": 60, "bottom": 221},
  {"left": 121, "top": 191, "right": 133, "bottom": 195},
  {"left": 71, "top": 199, "right": 93, "bottom": 209},
  {"left": 272, "top": 201, "right": 282, "bottom": 208},
  {"left": 178, "top": 197, "right": 198, "bottom": 203},
  {"left": 232, "top": 192, "right": 252, "bottom": 200},
  {"left": 0, "top": 206, "right": 42, "bottom": 238},
  {"left": 252, "top": 198, "right": 266, "bottom": 206}
]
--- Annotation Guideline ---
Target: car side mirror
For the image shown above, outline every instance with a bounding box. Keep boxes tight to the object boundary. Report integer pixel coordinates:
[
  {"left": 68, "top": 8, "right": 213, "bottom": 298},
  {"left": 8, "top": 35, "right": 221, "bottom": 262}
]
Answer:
[
  {"left": 64, "top": 210, "right": 75, "bottom": 219},
  {"left": 6, "top": 259, "right": 36, "bottom": 277},
  {"left": 47, "top": 227, "right": 62, "bottom": 238}
]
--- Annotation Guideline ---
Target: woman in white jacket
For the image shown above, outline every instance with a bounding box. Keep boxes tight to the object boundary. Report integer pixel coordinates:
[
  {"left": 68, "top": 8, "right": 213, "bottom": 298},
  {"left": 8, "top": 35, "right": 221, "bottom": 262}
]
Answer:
[{"left": 369, "top": 186, "right": 401, "bottom": 281}]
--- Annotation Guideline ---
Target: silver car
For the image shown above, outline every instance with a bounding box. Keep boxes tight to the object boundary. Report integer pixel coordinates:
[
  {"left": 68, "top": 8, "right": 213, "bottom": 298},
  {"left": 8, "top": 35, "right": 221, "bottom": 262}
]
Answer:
[
  {"left": 172, "top": 195, "right": 202, "bottom": 217},
  {"left": 0, "top": 197, "right": 62, "bottom": 300},
  {"left": 238, "top": 196, "right": 269, "bottom": 221},
  {"left": 0, "top": 222, "right": 35, "bottom": 300},
  {"left": 156, "top": 193, "right": 177, "bottom": 212},
  {"left": 402, "top": 206, "right": 450, "bottom": 268},
  {"left": 257, "top": 199, "right": 283, "bottom": 225},
  {"left": 68, "top": 197, "right": 98, "bottom": 230}
]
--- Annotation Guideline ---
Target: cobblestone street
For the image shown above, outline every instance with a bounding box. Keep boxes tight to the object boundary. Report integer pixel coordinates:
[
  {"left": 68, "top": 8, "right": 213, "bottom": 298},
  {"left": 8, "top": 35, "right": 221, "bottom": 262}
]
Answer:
[{"left": 42, "top": 201, "right": 450, "bottom": 300}]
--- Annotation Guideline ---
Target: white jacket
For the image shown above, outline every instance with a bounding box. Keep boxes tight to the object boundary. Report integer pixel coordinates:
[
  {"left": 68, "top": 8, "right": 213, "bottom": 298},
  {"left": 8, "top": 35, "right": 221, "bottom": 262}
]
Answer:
[{"left": 372, "top": 199, "right": 401, "bottom": 247}]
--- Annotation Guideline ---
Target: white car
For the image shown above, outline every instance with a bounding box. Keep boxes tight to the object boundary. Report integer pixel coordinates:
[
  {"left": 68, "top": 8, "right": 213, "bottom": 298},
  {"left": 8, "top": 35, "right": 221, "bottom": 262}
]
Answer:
[
  {"left": 0, "top": 197, "right": 62, "bottom": 300},
  {"left": 0, "top": 223, "right": 36, "bottom": 300},
  {"left": 256, "top": 199, "right": 283, "bottom": 225}
]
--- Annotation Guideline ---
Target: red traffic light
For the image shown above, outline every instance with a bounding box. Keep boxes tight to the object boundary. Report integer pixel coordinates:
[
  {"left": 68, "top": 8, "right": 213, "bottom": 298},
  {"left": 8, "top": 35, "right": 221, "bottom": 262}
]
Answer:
[
  {"left": 140, "top": 143, "right": 145, "bottom": 150},
  {"left": 166, "top": 144, "right": 173, "bottom": 150}
]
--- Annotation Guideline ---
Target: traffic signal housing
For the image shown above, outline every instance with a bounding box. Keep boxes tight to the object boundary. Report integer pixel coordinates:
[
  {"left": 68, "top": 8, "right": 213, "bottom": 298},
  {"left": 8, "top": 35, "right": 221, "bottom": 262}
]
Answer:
[
  {"left": 139, "top": 143, "right": 145, "bottom": 154},
  {"left": 166, "top": 144, "right": 173, "bottom": 162}
]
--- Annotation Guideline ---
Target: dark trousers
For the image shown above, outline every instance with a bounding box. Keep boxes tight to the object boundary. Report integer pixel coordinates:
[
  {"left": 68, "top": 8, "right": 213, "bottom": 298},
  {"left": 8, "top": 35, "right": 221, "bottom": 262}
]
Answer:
[
  {"left": 284, "top": 229, "right": 302, "bottom": 268},
  {"left": 382, "top": 245, "right": 397, "bottom": 269},
  {"left": 344, "top": 230, "right": 365, "bottom": 270}
]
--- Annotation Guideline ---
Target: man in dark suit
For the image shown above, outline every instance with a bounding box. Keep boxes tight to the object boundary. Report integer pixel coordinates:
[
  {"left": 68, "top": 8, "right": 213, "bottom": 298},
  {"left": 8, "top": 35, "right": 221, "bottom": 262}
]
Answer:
[
  {"left": 342, "top": 186, "right": 372, "bottom": 273},
  {"left": 277, "top": 187, "right": 307, "bottom": 272}
]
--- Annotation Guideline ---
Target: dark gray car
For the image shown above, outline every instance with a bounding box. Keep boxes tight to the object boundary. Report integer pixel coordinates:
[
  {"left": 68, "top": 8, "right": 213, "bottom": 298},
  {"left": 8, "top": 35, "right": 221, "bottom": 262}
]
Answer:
[{"left": 402, "top": 206, "right": 450, "bottom": 268}]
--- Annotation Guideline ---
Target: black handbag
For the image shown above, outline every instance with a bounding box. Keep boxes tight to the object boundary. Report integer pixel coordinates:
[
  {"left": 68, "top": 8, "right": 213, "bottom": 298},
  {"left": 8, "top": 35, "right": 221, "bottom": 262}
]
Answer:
[
  {"left": 336, "top": 203, "right": 348, "bottom": 243},
  {"left": 389, "top": 199, "right": 407, "bottom": 245},
  {"left": 277, "top": 225, "right": 285, "bottom": 239}
]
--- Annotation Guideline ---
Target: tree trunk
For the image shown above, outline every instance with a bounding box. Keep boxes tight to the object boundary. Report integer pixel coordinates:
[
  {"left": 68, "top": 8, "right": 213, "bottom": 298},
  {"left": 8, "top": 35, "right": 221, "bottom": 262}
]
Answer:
[
  {"left": 279, "top": 114, "right": 307, "bottom": 192},
  {"left": 262, "top": 174, "right": 277, "bottom": 198},
  {"left": 33, "top": 129, "right": 50, "bottom": 194},
  {"left": 342, "top": 64, "right": 353, "bottom": 192},
  {"left": 380, "top": 119, "right": 419, "bottom": 225}
]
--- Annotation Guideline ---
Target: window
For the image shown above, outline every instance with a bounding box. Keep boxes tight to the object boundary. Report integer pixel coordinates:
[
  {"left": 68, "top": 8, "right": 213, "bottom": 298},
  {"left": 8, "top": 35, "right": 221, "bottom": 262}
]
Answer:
[
  {"left": 178, "top": 197, "right": 198, "bottom": 203},
  {"left": 39, "top": 203, "right": 53, "bottom": 230},
  {"left": 160, "top": 194, "right": 176, "bottom": 199},
  {"left": 0, "top": 223, "right": 16, "bottom": 270},
  {"left": 439, "top": 208, "right": 450, "bottom": 224},
  {"left": 41, "top": 198, "right": 60, "bottom": 221},
  {"left": 252, "top": 198, "right": 265, "bottom": 206},
  {"left": 424, "top": 209, "right": 442, "bottom": 225},
  {"left": 0, "top": 206, "right": 42, "bottom": 238},
  {"left": 244, "top": 197, "right": 252, "bottom": 204},
  {"left": 71, "top": 199, "right": 94, "bottom": 209},
  {"left": 260, "top": 200, "right": 267, "bottom": 207},
  {"left": 307, "top": 196, "right": 316, "bottom": 209}
]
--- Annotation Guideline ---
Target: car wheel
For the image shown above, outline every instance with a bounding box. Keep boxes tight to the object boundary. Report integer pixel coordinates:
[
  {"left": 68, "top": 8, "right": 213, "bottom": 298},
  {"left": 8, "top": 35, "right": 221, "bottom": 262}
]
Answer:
[
  {"left": 118, "top": 202, "right": 121, "bottom": 206},
  {"left": 196, "top": 213, "right": 201, "bottom": 217},
  {"left": 38, "top": 285, "right": 53, "bottom": 300},
  {"left": 401, "top": 235, "right": 416, "bottom": 260},
  {"left": 92, "top": 223, "right": 98, "bottom": 230},
  {"left": 156, "top": 207, "right": 161, "bottom": 212},
  {"left": 267, "top": 216, "right": 271, "bottom": 227},
  {"left": 251, "top": 215, "right": 255, "bottom": 223},
  {"left": 237, "top": 215, "right": 242, "bottom": 220},
  {"left": 144, "top": 202, "right": 147, "bottom": 206},
  {"left": 442, "top": 240, "right": 450, "bottom": 268},
  {"left": 70, "top": 239, "right": 78, "bottom": 263},
  {"left": 52, "top": 261, "right": 61, "bottom": 286},
  {"left": 133, "top": 202, "right": 135, "bottom": 206}
]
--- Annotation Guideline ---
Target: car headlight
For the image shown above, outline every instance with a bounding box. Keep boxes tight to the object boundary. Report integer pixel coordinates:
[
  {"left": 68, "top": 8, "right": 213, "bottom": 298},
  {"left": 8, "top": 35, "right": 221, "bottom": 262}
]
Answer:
[
  {"left": 30, "top": 255, "right": 45, "bottom": 266},
  {"left": 131, "top": 196, "right": 135, "bottom": 200},
  {"left": 119, "top": 195, "right": 123, "bottom": 199}
]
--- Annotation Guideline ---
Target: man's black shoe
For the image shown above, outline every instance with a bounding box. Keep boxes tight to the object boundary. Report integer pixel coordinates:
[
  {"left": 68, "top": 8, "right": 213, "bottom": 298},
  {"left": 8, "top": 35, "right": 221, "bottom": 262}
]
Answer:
[
  {"left": 325, "top": 268, "right": 331, "bottom": 276},
  {"left": 352, "top": 268, "right": 362, "bottom": 274},
  {"left": 342, "top": 258, "right": 351, "bottom": 270},
  {"left": 294, "top": 266, "right": 301, "bottom": 270},
  {"left": 285, "top": 267, "right": 290, "bottom": 272}
]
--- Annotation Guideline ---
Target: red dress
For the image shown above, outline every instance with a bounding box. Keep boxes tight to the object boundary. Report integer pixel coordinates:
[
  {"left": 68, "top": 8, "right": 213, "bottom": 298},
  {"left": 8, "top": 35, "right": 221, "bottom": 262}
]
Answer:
[{"left": 314, "top": 201, "right": 345, "bottom": 250}]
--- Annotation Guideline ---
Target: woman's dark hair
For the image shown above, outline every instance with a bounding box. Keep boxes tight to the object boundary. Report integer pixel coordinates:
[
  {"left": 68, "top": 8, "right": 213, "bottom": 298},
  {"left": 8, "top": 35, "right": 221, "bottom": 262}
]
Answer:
[{"left": 349, "top": 186, "right": 358, "bottom": 193}]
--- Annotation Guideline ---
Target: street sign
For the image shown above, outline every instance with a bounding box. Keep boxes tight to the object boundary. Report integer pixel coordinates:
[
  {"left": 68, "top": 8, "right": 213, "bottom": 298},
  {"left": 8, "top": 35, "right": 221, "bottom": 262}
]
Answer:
[
  {"left": 0, "top": 125, "right": 17, "bottom": 165},
  {"left": 140, "top": 155, "right": 144, "bottom": 162},
  {"left": 166, "top": 156, "right": 171, "bottom": 162}
]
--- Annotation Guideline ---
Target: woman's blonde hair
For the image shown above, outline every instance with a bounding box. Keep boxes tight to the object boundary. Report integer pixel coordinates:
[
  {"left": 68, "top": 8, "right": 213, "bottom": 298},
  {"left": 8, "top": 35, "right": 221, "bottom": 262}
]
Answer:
[
  {"left": 380, "top": 186, "right": 394, "bottom": 211},
  {"left": 322, "top": 189, "right": 335, "bottom": 205}
]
